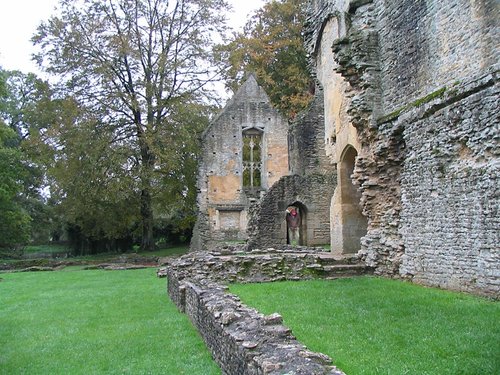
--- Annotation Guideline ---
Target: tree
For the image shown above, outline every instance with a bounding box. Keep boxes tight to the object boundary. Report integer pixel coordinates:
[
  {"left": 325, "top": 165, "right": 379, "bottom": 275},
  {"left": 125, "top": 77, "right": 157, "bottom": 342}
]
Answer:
[
  {"left": 0, "top": 124, "right": 32, "bottom": 249},
  {"left": 217, "top": 0, "right": 313, "bottom": 119},
  {"left": 0, "top": 71, "right": 32, "bottom": 248},
  {"left": 33, "top": 0, "right": 230, "bottom": 250},
  {"left": 0, "top": 69, "right": 65, "bottom": 246}
]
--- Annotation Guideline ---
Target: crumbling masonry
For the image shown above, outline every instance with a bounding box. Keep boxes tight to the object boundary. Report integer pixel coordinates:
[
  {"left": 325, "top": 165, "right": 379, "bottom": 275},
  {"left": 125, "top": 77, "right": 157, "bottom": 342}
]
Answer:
[
  {"left": 173, "top": 1, "right": 498, "bottom": 373},
  {"left": 249, "top": 0, "right": 499, "bottom": 297},
  {"left": 191, "top": 74, "right": 290, "bottom": 251},
  {"left": 193, "top": 0, "right": 499, "bottom": 297}
]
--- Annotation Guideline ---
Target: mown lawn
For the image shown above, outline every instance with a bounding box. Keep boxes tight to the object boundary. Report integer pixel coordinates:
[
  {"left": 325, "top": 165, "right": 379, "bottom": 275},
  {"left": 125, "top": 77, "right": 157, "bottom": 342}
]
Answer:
[
  {"left": 230, "top": 277, "right": 500, "bottom": 375},
  {"left": 0, "top": 268, "right": 220, "bottom": 375}
]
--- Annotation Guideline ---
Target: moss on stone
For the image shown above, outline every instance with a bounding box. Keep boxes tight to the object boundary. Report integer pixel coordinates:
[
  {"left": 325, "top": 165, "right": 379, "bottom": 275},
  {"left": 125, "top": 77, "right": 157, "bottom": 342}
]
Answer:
[
  {"left": 275, "top": 258, "right": 288, "bottom": 274},
  {"left": 377, "top": 87, "right": 448, "bottom": 125},
  {"left": 411, "top": 87, "right": 447, "bottom": 108},
  {"left": 376, "top": 106, "right": 407, "bottom": 125},
  {"left": 238, "top": 259, "right": 255, "bottom": 277},
  {"left": 301, "top": 265, "right": 323, "bottom": 278}
]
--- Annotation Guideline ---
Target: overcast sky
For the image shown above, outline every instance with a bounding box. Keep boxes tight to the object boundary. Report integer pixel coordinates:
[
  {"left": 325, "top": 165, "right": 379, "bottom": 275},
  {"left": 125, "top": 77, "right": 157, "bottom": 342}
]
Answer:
[{"left": 0, "top": 0, "right": 266, "bottom": 74}]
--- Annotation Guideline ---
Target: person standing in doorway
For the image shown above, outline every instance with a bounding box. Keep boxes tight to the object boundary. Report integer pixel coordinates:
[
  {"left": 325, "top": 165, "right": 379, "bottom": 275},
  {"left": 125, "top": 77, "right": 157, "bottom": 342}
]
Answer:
[{"left": 286, "top": 206, "right": 301, "bottom": 245}]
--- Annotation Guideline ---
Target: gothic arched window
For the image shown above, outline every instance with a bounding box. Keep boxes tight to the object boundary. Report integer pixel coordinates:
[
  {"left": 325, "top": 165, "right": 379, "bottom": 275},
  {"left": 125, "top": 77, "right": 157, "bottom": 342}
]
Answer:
[{"left": 242, "top": 129, "right": 262, "bottom": 188}]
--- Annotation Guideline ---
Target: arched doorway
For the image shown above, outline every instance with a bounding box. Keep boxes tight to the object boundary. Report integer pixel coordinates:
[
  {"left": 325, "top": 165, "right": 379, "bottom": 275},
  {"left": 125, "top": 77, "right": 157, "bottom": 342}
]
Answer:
[
  {"left": 331, "top": 146, "right": 367, "bottom": 254},
  {"left": 286, "top": 202, "right": 307, "bottom": 246}
]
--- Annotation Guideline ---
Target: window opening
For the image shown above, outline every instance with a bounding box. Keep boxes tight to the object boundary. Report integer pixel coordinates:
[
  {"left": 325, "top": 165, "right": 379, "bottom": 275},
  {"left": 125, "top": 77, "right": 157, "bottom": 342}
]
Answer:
[{"left": 242, "top": 129, "right": 262, "bottom": 188}]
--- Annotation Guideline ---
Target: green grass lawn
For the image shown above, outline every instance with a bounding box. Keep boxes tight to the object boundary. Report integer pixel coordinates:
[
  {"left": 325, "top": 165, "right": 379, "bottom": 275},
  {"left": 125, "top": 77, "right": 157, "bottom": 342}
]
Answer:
[
  {"left": 143, "top": 245, "right": 190, "bottom": 258},
  {"left": 230, "top": 277, "right": 500, "bottom": 375},
  {"left": 0, "top": 268, "right": 220, "bottom": 375}
]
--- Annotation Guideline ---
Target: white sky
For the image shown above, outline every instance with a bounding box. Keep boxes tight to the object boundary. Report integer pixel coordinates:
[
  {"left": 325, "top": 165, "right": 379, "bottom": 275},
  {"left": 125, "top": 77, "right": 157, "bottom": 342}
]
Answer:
[{"left": 0, "top": 0, "right": 266, "bottom": 74}]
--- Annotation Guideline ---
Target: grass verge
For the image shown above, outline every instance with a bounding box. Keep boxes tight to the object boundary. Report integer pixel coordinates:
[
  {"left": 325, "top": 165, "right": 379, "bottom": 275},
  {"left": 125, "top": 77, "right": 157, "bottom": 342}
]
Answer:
[
  {"left": 230, "top": 277, "right": 500, "bottom": 375},
  {"left": 0, "top": 268, "right": 220, "bottom": 374}
]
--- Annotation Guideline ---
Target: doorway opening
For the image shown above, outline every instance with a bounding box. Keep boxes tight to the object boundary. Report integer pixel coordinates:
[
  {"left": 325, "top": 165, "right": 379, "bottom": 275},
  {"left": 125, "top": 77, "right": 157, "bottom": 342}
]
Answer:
[
  {"left": 331, "top": 145, "right": 367, "bottom": 254},
  {"left": 286, "top": 201, "right": 307, "bottom": 246}
]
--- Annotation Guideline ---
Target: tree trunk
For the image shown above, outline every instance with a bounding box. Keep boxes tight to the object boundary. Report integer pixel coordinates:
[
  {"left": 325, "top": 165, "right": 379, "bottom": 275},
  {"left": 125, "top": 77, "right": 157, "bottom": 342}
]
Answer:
[
  {"left": 139, "top": 133, "right": 156, "bottom": 252},
  {"left": 140, "top": 186, "right": 155, "bottom": 251}
]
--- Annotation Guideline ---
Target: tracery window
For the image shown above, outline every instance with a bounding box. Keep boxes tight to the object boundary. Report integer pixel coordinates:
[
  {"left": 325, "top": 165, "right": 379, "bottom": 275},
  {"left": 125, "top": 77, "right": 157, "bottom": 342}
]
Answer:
[{"left": 242, "top": 129, "right": 262, "bottom": 188}]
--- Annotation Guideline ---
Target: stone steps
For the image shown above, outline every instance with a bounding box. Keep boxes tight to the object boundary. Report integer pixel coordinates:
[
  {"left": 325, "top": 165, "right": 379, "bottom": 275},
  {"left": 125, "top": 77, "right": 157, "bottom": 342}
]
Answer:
[
  {"left": 322, "top": 264, "right": 370, "bottom": 277},
  {"left": 314, "top": 254, "right": 360, "bottom": 266},
  {"left": 304, "top": 263, "right": 370, "bottom": 279}
]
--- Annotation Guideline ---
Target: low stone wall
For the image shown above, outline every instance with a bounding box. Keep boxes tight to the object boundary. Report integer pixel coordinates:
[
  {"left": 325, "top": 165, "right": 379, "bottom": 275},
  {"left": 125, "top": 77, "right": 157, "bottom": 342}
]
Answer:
[
  {"left": 162, "top": 245, "right": 367, "bottom": 284},
  {"left": 164, "top": 246, "right": 370, "bottom": 374}
]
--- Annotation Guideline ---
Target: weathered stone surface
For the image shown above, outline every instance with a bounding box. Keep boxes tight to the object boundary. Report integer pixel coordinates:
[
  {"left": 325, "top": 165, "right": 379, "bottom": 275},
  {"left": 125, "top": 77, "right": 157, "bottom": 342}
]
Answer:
[
  {"left": 303, "top": 0, "right": 499, "bottom": 297},
  {"left": 192, "top": 74, "right": 289, "bottom": 251},
  {"left": 247, "top": 87, "right": 334, "bottom": 250},
  {"left": 166, "top": 246, "right": 355, "bottom": 375},
  {"left": 247, "top": 174, "right": 334, "bottom": 250},
  {"left": 160, "top": 245, "right": 368, "bottom": 283},
  {"left": 398, "top": 72, "right": 500, "bottom": 296},
  {"left": 376, "top": 0, "right": 498, "bottom": 114}
]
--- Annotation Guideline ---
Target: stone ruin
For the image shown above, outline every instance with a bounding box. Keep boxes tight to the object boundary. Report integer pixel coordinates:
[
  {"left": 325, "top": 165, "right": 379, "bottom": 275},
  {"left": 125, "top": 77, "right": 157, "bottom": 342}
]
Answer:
[
  {"left": 190, "top": 73, "right": 290, "bottom": 251},
  {"left": 192, "top": 0, "right": 499, "bottom": 298},
  {"left": 163, "top": 245, "right": 363, "bottom": 374},
  {"left": 167, "top": 0, "right": 499, "bottom": 373}
]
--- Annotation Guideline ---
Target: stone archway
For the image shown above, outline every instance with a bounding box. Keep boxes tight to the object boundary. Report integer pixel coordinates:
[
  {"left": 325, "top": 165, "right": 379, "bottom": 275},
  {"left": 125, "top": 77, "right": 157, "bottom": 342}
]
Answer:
[
  {"left": 331, "top": 146, "right": 367, "bottom": 255},
  {"left": 286, "top": 202, "right": 308, "bottom": 246}
]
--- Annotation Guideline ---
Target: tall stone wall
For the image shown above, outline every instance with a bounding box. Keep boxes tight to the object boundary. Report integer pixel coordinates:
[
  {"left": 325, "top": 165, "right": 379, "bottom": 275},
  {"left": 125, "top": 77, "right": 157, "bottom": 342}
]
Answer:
[
  {"left": 192, "top": 74, "right": 289, "bottom": 251},
  {"left": 398, "top": 72, "right": 499, "bottom": 296},
  {"left": 304, "top": 0, "right": 499, "bottom": 296},
  {"left": 288, "top": 89, "right": 331, "bottom": 176},
  {"left": 247, "top": 88, "right": 334, "bottom": 249},
  {"left": 371, "top": 0, "right": 499, "bottom": 294},
  {"left": 376, "top": 0, "right": 499, "bottom": 113}
]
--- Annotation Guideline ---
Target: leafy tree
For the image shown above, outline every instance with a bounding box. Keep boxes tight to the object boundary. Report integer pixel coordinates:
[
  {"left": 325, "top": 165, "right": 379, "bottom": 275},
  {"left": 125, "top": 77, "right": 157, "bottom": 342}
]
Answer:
[
  {"left": 0, "top": 71, "right": 54, "bottom": 140},
  {"left": 154, "top": 100, "right": 213, "bottom": 242},
  {"left": 0, "top": 118, "right": 31, "bottom": 249},
  {"left": 0, "top": 69, "right": 63, "bottom": 245},
  {"left": 0, "top": 126, "right": 31, "bottom": 249},
  {"left": 33, "top": 0, "right": 230, "bottom": 250},
  {"left": 217, "top": 0, "right": 313, "bottom": 119}
]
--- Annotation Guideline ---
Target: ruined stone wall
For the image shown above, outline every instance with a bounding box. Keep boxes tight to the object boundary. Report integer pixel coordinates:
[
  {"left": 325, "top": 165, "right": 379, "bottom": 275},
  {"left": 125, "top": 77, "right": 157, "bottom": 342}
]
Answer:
[
  {"left": 376, "top": 0, "right": 499, "bottom": 114},
  {"left": 164, "top": 248, "right": 368, "bottom": 374},
  {"left": 369, "top": 0, "right": 499, "bottom": 294},
  {"left": 398, "top": 72, "right": 499, "bottom": 297},
  {"left": 247, "top": 89, "right": 334, "bottom": 249},
  {"left": 167, "top": 269, "right": 345, "bottom": 375},
  {"left": 162, "top": 246, "right": 367, "bottom": 285},
  {"left": 192, "top": 75, "right": 289, "bottom": 251},
  {"left": 304, "top": 0, "right": 499, "bottom": 295},
  {"left": 247, "top": 173, "right": 335, "bottom": 249},
  {"left": 288, "top": 89, "right": 330, "bottom": 176}
]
